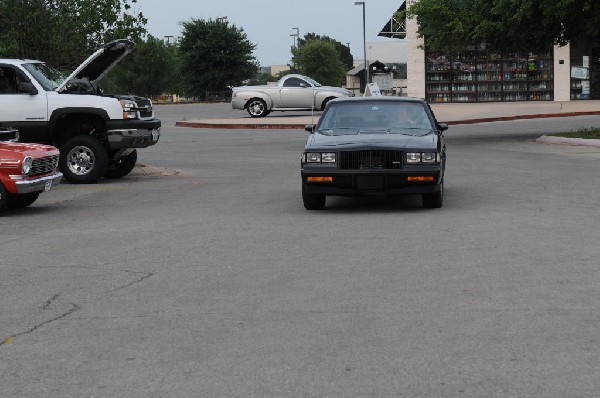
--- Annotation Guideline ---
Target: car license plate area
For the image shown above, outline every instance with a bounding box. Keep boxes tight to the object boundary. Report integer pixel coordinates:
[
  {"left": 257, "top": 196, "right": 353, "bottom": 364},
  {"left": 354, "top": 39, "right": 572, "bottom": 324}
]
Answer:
[
  {"left": 44, "top": 180, "right": 52, "bottom": 191},
  {"left": 356, "top": 176, "right": 385, "bottom": 190}
]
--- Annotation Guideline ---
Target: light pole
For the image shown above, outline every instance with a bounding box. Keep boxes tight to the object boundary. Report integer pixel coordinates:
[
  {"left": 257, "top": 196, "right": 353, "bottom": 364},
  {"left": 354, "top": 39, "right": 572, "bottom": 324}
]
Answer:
[
  {"left": 290, "top": 27, "right": 300, "bottom": 69},
  {"left": 290, "top": 27, "right": 300, "bottom": 49},
  {"left": 355, "top": 1, "right": 368, "bottom": 87}
]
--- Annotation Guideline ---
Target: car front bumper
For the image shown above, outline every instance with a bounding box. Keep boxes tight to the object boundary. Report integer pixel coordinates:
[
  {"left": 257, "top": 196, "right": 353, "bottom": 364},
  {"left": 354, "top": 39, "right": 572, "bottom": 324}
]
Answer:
[
  {"left": 106, "top": 119, "right": 162, "bottom": 149},
  {"left": 301, "top": 167, "right": 442, "bottom": 196},
  {"left": 15, "top": 171, "right": 63, "bottom": 194}
]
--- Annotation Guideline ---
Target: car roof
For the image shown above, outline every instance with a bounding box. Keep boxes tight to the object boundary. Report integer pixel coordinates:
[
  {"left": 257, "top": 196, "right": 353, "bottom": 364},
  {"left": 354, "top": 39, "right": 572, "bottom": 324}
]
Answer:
[
  {"left": 330, "top": 96, "right": 427, "bottom": 105},
  {"left": 0, "top": 59, "right": 41, "bottom": 65}
]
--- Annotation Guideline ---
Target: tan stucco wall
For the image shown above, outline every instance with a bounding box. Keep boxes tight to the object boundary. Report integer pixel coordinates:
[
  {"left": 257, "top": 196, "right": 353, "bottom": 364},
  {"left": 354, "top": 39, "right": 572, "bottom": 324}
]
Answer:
[
  {"left": 553, "top": 44, "right": 571, "bottom": 102},
  {"left": 406, "top": 0, "right": 425, "bottom": 98}
]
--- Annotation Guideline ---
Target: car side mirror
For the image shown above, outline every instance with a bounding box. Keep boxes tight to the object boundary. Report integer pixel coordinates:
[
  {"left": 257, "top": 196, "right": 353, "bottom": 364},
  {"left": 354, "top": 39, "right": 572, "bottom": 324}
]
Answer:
[
  {"left": 18, "top": 82, "right": 38, "bottom": 95},
  {"left": 305, "top": 124, "right": 316, "bottom": 133},
  {"left": 437, "top": 123, "right": 448, "bottom": 132}
]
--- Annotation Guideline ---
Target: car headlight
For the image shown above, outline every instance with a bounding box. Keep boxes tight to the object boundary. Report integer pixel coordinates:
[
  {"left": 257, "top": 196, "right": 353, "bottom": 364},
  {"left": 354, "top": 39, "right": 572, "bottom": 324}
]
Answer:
[
  {"left": 304, "top": 152, "right": 336, "bottom": 164},
  {"left": 22, "top": 156, "right": 33, "bottom": 175},
  {"left": 406, "top": 152, "right": 421, "bottom": 164},
  {"left": 119, "top": 99, "right": 137, "bottom": 119},
  {"left": 406, "top": 152, "right": 439, "bottom": 164}
]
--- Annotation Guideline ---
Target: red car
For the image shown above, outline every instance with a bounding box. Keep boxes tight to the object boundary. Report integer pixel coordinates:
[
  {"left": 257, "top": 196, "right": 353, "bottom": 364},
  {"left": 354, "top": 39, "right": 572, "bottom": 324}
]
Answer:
[{"left": 0, "top": 128, "right": 63, "bottom": 211}]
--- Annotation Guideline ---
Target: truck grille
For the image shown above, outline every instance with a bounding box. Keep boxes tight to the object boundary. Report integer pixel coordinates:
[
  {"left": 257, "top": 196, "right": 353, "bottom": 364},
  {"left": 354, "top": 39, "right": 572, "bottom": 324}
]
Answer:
[
  {"left": 134, "top": 98, "right": 154, "bottom": 119},
  {"left": 30, "top": 155, "right": 58, "bottom": 177},
  {"left": 339, "top": 150, "right": 403, "bottom": 170}
]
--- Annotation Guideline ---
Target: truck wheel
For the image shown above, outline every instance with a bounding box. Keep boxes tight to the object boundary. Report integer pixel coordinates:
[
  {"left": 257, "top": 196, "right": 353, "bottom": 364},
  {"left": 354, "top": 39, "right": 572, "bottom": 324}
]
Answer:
[
  {"left": 104, "top": 150, "right": 137, "bottom": 179},
  {"left": 0, "top": 184, "right": 8, "bottom": 211},
  {"left": 246, "top": 99, "right": 270, "bottom": 118},
  {"left": 8, "top": 193, "right": 39, "bottom": 208},
  {"left": 59, "top": 135, "right": 108, "bottom": 184}
]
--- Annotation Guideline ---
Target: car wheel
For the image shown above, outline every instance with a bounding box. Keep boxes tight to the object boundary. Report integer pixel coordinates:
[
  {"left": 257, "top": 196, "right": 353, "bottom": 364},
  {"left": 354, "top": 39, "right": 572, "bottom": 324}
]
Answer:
[
  {"left": 302, "top": 184, "right": 326, "bottom": 210},
  {"left": 422, "top": 183, "right": 443, "bottom": 208},
  {"left": 246, "top": 99, "right": 270, "bottom": 118},
  {"left": 104, "top": 150, "right": 137, "bottom": 179},
  {"left": 8, "top": 193, "right": 39, "bottom": 208},
  {"left": 59, "top": 135, "right": 108, "bottom": 184},
  {"left": 0, "top": 183, "right": 9, "bottom": 211}
]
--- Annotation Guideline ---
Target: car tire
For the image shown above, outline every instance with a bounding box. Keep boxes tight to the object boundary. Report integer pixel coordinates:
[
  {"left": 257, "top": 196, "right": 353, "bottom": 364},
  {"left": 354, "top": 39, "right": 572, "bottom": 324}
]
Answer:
[
  {"left": 0, "top": 183, "right": 9, "bottom": 211},
  {"left": 302, "top": 184, "right": 326, "bottom": 210},
  {"left": 246, "top": 99, "right": 270, "bottom": 118},
  {"left": 422, "top": 183, "right": 443, "bottom": 208},
  {"left": 8, "top": 193, "right": 39, "bottom": 208},
  {"left": 104, "top": 150, "right": 137, "bottom": 179},
  {"left": 59, "top": 135, "right": 108, "bottom": 184}
]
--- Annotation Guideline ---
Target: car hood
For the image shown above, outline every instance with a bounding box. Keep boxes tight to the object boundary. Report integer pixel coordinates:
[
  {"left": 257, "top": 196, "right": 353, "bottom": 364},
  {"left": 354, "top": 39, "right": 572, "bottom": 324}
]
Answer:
[
  {"left": 0, "top": 142, "right": 59, "bottom": 156},
  {"left": 307, "top": 131, "right": 436, "bottom": 149},
  {"left": 57, "top": 39, "right": 134, "bottom": 92}
]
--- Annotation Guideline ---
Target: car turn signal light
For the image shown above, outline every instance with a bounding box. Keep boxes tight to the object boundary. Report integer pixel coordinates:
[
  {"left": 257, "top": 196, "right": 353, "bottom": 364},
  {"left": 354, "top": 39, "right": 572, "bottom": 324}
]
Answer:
[
  {"left": 407, "top": 176, "right": 435, "bottom": 182},
  {"left": 307, "top": 177, "right": 333, "bottom": 183}
]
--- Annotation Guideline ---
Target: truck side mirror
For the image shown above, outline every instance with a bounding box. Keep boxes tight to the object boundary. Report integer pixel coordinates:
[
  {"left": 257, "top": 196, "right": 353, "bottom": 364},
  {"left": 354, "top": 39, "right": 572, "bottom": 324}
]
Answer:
[
  {"left": 437, "top": 123, "right": 448, "bottom": 132},
  {"left": 18, "top": 82, "right": 38, "bottom": 95}
]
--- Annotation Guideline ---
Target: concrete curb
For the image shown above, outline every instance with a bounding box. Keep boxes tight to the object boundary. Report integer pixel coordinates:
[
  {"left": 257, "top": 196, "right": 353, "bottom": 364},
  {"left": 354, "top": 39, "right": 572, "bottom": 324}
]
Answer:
[
  {"left": 536, "top": 135, "right": 600, "bottom": 148},
  {"left": 175, "top": 110, "right": 600, "bottom": 130}
]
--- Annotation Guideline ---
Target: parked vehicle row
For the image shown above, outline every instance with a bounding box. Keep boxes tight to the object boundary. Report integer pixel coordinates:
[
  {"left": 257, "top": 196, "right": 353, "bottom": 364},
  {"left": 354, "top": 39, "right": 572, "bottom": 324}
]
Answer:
[{"left": 0, "top": 39, "right": 161, "bottom": 184}]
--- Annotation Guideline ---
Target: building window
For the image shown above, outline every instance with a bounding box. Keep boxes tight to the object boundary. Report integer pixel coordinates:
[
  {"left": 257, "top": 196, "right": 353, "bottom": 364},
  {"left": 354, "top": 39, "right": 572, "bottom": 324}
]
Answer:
[{"left": 425, "top": 49, "right": 553, "bottom": 102}]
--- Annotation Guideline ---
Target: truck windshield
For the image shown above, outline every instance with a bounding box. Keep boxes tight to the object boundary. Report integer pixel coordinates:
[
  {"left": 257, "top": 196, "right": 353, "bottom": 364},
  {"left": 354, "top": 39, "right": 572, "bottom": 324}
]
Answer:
[{"left": 22, "top": 63, "right": 65, "bottom": 91}]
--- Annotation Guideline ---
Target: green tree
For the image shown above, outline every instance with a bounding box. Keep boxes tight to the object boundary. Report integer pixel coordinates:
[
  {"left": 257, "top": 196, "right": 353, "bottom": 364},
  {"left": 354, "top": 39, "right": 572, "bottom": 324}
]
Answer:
[
  {"left": 0, "top": 0, "right": 147, "bottom": 70},
  {"left": 178, "top": 18, "right": 258, "bottom": 98},
  {"left": 100, "top": 36, "right": 180, "bottom": 97},
  {"left": 292, "top": 40, "right": 346, "bottom": 86},
  {"left": 408, "top": 0, "right": 600, "bottom": 53},
  {"left": 296, "top": 33, "right": 353, "bottom": 70}
]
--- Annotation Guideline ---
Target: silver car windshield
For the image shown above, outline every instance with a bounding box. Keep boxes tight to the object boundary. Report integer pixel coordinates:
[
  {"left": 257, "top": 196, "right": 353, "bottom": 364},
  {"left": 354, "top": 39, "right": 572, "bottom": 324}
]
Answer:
[
  {"left": 303, "top": 76, "right": 322, "bottom": 87},
  {"left": 317, "top": 101, "right": 434, "bottom": 136},
  {"left": 22, "top": 63, "right": 65, "bottom": 91}
]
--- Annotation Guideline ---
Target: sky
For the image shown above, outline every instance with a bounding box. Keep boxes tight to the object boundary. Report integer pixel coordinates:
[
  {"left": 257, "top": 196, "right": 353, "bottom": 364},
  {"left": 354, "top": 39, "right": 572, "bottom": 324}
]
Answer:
[{"left": 136, "top": 0, "right": 403, "bottom": 66}]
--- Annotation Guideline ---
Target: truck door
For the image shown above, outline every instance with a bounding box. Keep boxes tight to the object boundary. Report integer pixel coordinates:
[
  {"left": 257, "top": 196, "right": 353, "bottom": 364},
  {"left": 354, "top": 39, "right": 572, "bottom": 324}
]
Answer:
[
  {"left": 0, "top": 65, "right": 49, "bottom": 143},
  {"left": 279, "top": 76, "right": 315, "bottom": 108}
]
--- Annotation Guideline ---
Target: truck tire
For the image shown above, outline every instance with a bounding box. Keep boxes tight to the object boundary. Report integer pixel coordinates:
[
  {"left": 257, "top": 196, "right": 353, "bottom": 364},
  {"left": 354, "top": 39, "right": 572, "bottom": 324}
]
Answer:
[
  {"left": 104, "top": 150, "right": 137, "bottom": 179},
  {"left": 0, "top": 184, "right": 8, "bottom": 211},
  {"left": 246, "top": 98, "right": 270, "bottom": 118},
  {"left": 59, "top": 135, "right": 108, "bottom": 184},
  {"left": 8, "top": 193, "right": 39, "bottom": 208}
]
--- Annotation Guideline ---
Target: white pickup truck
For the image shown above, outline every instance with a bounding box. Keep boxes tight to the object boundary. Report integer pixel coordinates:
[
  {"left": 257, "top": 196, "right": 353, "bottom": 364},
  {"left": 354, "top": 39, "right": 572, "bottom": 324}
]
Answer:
[
  {"left": 0, "top": 39, "right": 161, "bottom": 183},
  {"left": 231, "top": 74, "right": 353, "bottom": 118}
]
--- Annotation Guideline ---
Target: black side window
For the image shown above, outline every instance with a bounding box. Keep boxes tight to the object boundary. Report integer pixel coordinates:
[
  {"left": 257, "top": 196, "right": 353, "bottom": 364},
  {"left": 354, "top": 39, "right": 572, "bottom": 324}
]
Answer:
[
  {"left": 0, "top": 67, "right": 17, "bottom": 94},
  {"left": 283, "top": 77, "right": 308, "bottom": 87}
]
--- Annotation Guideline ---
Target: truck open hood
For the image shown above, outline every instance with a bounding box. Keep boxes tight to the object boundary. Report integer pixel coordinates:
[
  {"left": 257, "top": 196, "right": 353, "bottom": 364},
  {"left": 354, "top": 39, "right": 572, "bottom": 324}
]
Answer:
[{"left": 57, "top": 39, "right": 134, "bottom": 92}]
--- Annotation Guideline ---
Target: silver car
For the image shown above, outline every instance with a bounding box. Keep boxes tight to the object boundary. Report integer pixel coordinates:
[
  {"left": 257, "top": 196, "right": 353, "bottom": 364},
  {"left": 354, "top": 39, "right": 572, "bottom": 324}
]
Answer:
[{"left": 231, "top": 74, "right": 353, "bottom": 118}]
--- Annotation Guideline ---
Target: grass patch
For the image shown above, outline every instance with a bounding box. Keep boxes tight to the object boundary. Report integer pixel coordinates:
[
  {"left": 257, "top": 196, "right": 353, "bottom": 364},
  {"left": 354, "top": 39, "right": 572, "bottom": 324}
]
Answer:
[{"left": 548, "top": 128, "right": 600, "bottom": 139}]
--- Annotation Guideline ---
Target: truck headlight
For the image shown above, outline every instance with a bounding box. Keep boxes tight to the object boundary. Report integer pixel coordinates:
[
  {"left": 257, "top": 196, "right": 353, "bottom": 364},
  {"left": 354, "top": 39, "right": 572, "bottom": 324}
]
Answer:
[
  {"left": 406, "top": 153, "right": 421, "bottom": 163},
  {"left": 306, "top": 153, "right": 322, "bottom": 163},
  {"left": 321, "top": 153, "right": 336, "bottom": 163},
  {"left": 421, "top": 152, "right": 437, "bottom": 163},
  {"left": 119, "top": 99, "right": 137, "bottom": 119},
  {"left": 22, "top": 156, "right": 33, "bottom": 175}
]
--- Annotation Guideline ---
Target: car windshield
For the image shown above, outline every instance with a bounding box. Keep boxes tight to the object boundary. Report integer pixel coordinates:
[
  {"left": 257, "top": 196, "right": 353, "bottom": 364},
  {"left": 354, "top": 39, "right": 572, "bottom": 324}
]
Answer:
[
  {"left": 303, "top": 76, "right": 322, "bottom": 87},
  {"left": 22, "top": 62, "right": 66, "bottom": 91},
  {"left": 317, "top": 101, "right": 433, "bottom": 136}
]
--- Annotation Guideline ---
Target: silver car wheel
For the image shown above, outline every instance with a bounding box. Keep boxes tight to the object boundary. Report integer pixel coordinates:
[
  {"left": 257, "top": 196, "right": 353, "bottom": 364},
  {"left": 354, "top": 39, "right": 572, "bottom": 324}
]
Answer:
[
  {"left": 247, "top": 99, "right": 268, "bottom": 117},
  {"left": 67, "top": 145, "right": 96, "bottom": 176}
]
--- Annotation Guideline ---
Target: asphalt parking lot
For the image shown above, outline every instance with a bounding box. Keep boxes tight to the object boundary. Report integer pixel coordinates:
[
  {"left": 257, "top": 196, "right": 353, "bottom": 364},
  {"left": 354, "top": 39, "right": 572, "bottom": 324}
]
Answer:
[{"left": 1, "top": 104, "right": 600, "bottom": 397}]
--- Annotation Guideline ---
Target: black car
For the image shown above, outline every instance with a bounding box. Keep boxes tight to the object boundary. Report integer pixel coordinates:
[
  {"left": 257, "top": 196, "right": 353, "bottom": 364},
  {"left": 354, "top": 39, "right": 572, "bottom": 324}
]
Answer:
[{"left": 301, "top": 97, "right": 447, "bottom": 210}]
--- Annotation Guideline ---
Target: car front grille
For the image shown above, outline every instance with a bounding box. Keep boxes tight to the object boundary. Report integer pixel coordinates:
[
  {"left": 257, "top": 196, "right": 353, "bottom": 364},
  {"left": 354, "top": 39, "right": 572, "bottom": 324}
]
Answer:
[
  {"left": 30, "top": 155, "right": 58, "bottom": 177},
  {"left": 339, "top": 150, "right": 403, "bottom": 170}
]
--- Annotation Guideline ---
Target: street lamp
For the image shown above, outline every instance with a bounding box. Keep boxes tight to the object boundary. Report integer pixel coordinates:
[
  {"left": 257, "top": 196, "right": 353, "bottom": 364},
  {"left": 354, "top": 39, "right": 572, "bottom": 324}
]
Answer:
[{"left": 354, "top": 1, "right": 368, "bottom": 87}]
